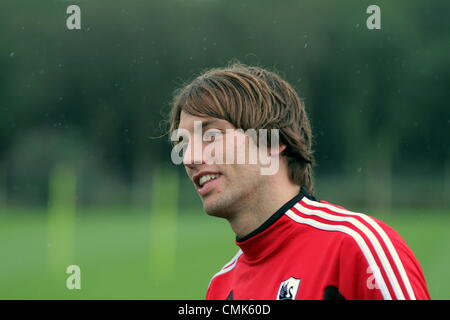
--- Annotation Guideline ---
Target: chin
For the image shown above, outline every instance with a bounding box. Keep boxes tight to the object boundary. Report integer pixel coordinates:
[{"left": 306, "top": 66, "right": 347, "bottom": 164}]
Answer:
[
  {"left": 202, "top": 195, "right": 231, "bottom": 218},
  {"left": 203, "top": 202, "right": 225, "bottom": 218}
]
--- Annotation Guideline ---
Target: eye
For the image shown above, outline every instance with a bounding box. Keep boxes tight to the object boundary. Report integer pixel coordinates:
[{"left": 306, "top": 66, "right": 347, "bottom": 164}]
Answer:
[{"left": 204, "top": 129, "right": 223, "bottom": 142}]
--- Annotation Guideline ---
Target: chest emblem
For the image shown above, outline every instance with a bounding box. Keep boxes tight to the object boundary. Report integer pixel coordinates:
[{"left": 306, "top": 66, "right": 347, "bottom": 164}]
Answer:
[{"left": 277, "top": 277, "right": 301, "bottom": 300}]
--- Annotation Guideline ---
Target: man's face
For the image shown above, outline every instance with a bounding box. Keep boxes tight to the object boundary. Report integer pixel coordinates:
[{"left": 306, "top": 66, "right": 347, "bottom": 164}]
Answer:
[{"left": 177, "top": 111, "right": 266, "bottom": 219}]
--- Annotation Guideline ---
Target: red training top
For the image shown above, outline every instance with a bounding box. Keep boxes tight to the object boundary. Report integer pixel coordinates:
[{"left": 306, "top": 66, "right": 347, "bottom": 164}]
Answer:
[{"left": 206, "top": 188, "right": 430, "bottom": 300}]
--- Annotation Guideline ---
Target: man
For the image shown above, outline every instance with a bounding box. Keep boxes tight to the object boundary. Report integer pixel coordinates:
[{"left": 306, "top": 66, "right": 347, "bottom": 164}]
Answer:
[{"left": 168, "top": 63, "right": 430, "bottom": 300}]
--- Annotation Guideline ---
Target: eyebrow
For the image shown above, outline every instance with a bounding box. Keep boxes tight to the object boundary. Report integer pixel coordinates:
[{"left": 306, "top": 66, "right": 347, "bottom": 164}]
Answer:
[{"left": 195, "top": 119, "right": 222, "bottom": 131}]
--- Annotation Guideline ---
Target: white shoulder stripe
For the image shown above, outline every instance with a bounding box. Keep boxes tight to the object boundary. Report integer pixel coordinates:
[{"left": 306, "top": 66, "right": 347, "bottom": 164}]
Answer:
[
  {"left": 208, "top": 250, "right": 243, "bottom": 288},
  {"left": 285, "top": 209, "right": 392, "bottom": 300},
  {"left": 294, "top": 202, "right": 405, "bottom": 299},
  {"left": 301, "top": 198, "right": 416, "bottom": 300}
]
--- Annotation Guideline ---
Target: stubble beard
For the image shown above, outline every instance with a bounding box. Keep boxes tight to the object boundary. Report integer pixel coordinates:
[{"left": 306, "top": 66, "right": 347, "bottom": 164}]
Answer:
[
  {"left": 202, "top": 187, "right": 238, "bottom": 219},
  {"left": 203, "top": 177, "right": 260, "bottom": 221}
]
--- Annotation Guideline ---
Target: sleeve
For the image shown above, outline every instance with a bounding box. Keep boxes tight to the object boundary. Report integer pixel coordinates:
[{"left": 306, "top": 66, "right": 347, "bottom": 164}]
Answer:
[
  {"left": 205, "top": 273, "right": 220, "bottom": 300},
  {"left": 205, "top": 281, "right": 213, "bottom": 300},
  {"left": 337, "top": 222, "right": 430, "bottom": 300}
]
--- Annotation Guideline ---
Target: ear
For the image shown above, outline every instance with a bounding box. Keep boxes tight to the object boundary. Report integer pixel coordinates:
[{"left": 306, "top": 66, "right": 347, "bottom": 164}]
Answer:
[{"left": 269, "top": 144, "right": 287, "bottom": 156}]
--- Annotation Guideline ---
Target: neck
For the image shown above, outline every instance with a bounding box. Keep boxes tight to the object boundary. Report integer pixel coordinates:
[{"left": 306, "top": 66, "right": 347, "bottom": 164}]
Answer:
[{"left": 228, "top": 180, "right": 301, "bottom": 239}]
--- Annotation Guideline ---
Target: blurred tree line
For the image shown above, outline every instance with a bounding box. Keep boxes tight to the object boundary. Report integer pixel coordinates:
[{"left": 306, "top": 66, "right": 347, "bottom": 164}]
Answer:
[{"left": 0, "top": 0, "right": 449, "bottom": 210}]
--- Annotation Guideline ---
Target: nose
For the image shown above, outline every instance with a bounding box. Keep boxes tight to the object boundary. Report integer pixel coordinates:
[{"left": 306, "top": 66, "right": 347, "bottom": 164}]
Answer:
[{"left": 182, "top": 140, "right": 204, "bottom": 168}]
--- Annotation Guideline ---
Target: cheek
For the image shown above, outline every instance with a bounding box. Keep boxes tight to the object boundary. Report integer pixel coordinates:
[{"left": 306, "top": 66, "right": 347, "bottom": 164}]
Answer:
[
  {"left": 233, "top": 134, "right": 250, "bottom": 153},
  {"left": 229, "top": 164, "right": 255, "bottom": 185},
  {"left": 231, "top": 134, "right": 258, "bottom": 164}
]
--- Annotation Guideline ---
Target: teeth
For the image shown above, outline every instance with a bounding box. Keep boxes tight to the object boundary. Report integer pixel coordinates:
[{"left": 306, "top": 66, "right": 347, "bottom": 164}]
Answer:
[{"left": 199, "top": 174, "right": 220, "bottom": 187}]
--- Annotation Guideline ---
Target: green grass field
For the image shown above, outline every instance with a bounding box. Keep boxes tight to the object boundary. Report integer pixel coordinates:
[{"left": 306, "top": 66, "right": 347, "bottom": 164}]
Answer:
[{"left": 0, "top": 208, "right": 448, "bottom": 299}]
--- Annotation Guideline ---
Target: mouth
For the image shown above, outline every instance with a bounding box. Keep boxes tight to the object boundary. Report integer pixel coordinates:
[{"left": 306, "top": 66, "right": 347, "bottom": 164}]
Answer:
[{"left": 192, "top": 172, "right": 222, "bottom": 197}]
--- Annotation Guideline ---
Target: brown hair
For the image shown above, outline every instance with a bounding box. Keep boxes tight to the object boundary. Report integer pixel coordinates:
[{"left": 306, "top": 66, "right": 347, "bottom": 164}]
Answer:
[{"left": 168, "top": 63, "right": 315, "bottom": 194}]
